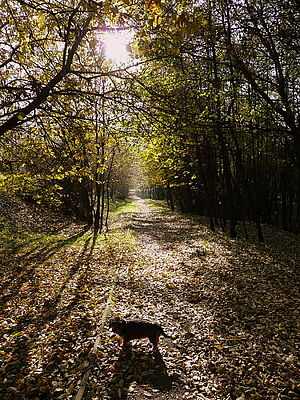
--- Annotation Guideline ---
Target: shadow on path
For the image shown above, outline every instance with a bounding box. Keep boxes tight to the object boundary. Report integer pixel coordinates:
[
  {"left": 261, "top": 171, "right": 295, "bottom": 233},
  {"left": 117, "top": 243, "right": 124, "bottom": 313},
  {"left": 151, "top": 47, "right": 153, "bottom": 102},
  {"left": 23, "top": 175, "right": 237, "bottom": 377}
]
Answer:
[
  {"left": 107, "top": 348, "right": 180, "bottom": 400},
  {"left": 0, "top": 227, "right": 90, "bottom": 308},
  {"left": 0, "top": 232, "right": 94, "bottom": 399}
]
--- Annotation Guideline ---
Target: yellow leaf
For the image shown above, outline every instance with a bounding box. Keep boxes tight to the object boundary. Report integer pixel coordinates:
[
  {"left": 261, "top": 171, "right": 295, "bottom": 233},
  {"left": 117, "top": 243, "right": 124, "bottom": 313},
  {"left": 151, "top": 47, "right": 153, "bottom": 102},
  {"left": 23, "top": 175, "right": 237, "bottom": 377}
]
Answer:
[
  {"left": 146, "top": 0, "right": 162, "bottom": 15},
  {"left": 214, "top": 344, "right": 223, "bottom": 351},
  {"left": 38, "top": 14, "right": 45, "bottom": 27},
  {"left": 12, "top": 331, "right": 25, "bottom": 337},
  {"left": 153, "top": 15, "right": 162, "bottom": 27}
]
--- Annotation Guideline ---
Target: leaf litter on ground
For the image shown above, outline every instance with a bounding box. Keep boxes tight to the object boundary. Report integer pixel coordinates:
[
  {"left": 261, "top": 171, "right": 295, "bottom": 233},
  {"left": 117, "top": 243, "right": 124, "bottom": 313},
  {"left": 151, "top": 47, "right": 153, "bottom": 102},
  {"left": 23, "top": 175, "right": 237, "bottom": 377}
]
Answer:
[{"left": 0, "top": 192, "right": 299, "bottom": 400}]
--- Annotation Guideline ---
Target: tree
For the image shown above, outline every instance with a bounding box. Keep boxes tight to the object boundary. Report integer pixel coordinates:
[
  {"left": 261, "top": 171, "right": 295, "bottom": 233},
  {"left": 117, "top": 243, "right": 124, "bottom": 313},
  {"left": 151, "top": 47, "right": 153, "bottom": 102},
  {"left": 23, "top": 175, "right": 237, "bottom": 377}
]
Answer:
[
  {"left": 133, "top": 0, "right": 299, "bottom": 238},
  {"left": 223, "top": 0, "right": 300, "bottom": 167},
  {"left": 1, "top": 0, "right": 299, "bottom": 237},
  {"left": 0, "top": 0, "right": 94, "bottom": 135},
  {"left": 0, "top": 0, "right": 155, "bottom": 228}
]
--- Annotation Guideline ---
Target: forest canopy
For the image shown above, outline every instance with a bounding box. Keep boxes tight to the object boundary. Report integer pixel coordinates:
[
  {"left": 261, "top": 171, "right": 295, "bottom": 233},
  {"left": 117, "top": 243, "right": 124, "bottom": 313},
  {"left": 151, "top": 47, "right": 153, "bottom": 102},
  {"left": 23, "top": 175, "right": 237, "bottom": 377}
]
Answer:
[{"left": 0, "top": 0, "right": 299, "bottom": 239}]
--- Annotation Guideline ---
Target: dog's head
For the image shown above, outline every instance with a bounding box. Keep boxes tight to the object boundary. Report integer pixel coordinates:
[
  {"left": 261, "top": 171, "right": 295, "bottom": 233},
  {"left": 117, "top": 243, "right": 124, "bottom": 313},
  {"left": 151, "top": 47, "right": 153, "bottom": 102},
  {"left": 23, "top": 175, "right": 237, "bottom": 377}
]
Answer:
[{"left": 109, "top": 317, "right": 126, "bottom": 334}]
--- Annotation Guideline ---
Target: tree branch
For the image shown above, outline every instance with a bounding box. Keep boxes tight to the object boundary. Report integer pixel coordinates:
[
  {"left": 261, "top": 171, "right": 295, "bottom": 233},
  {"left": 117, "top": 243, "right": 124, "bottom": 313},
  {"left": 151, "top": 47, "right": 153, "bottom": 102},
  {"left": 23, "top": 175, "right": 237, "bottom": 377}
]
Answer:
[{"left": 0, "top": 14, "right": 92, "bottom": 137}]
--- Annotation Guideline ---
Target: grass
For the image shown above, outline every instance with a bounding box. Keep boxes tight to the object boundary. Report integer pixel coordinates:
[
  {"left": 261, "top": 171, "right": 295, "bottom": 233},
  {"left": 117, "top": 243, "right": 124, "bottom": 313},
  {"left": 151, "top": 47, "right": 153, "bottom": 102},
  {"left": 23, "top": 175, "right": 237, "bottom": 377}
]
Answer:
[
  {"left": 145, "top": 199, "right": 168, "bottom": 212},
  {"left": 0, "top": 195, "right": 138, "bottom": 259},
  {"left": 109, "top": 197, "right": 139, "bottom": 215}
]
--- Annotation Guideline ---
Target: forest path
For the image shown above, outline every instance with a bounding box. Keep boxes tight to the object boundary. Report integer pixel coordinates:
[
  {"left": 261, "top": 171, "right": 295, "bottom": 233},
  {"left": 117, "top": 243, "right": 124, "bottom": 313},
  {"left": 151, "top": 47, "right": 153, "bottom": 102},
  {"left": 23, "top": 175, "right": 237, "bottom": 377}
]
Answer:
[
  {"left": 92, "top": 192, "right": 299, "bottom": 400},
  {"left": 0, "top": 193, "right": 299, "bottom": 400}
]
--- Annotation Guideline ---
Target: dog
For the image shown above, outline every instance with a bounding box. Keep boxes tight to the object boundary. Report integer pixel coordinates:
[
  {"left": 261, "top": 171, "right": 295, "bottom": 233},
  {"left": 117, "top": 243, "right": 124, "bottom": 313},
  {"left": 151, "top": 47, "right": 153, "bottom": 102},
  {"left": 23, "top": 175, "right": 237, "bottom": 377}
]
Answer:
[{"left": 109, "top": 317, "right": 171, "bottom": 350}]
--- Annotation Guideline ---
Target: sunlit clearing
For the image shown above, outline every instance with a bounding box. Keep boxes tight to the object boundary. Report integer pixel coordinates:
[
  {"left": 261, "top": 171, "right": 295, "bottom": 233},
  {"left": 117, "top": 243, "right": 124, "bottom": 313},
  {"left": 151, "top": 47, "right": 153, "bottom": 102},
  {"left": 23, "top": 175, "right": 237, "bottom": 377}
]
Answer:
[{"left": 102, "top": 29, "right": 132, "bottom": 65}]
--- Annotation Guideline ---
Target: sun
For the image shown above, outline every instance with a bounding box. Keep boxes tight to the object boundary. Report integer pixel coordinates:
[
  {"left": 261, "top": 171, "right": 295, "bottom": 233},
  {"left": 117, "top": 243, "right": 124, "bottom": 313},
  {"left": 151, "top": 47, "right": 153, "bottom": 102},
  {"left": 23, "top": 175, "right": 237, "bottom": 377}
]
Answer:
[{"left": 101, "top": 29, "right": 132, "bottom": 65}]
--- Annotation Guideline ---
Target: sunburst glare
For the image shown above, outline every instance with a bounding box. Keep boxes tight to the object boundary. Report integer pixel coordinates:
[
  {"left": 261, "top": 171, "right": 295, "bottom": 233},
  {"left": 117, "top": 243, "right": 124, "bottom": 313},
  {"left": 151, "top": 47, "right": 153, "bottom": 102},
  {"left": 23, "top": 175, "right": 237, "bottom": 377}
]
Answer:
[{"left": 101, "top": 29, "right": 132, "bottom": 65}]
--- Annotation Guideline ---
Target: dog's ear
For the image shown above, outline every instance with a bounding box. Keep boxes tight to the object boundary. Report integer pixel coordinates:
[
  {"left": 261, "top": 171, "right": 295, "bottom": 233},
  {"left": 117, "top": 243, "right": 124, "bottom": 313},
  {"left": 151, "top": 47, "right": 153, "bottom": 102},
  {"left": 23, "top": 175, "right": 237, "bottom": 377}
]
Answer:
[
  {"left": 109, "top": 317, "right": 124, "bottom": 328},
  {"left": 119, "top": 319, "right": 126, "bottom": 328},
  {"left": 109, "top": 317, "right": 118, "bottom": 328}
]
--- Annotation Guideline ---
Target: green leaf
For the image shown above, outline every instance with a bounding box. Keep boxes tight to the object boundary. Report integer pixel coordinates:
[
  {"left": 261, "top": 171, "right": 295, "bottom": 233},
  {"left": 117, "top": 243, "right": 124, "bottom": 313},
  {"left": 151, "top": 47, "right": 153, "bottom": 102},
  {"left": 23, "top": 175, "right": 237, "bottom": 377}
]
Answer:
[{"left": 17, "top": 112, "right": 25, "bottom": 120}]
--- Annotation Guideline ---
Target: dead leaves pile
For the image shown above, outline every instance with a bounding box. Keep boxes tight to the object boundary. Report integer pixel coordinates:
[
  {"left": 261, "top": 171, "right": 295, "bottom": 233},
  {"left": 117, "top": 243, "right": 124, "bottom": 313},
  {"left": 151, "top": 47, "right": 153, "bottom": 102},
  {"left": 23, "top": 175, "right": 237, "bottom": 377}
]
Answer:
[
  {"left": 97, "top": 197, "right": 299, "bottom": 400},
  {"left": 0, "top": 194, "right": 299, "bottom": 399}
]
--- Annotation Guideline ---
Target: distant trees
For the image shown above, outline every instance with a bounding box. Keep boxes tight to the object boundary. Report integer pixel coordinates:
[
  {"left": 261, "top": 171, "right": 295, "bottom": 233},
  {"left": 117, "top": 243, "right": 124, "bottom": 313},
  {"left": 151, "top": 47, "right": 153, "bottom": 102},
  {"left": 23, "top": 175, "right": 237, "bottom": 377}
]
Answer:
[{"left": 136, "top": 0, "right": 300, "bottom": 239}]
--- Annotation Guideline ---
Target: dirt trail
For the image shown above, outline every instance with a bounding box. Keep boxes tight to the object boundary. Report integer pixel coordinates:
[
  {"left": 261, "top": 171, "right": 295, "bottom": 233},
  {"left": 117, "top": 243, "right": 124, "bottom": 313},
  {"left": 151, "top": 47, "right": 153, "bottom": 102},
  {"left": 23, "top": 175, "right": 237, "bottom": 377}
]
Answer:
[
  {"left": 90, "top": 194, "right": 300, "bottom": 400},
  {"left": 1, "top": 193, "right": 299, "bottom": 400}
]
